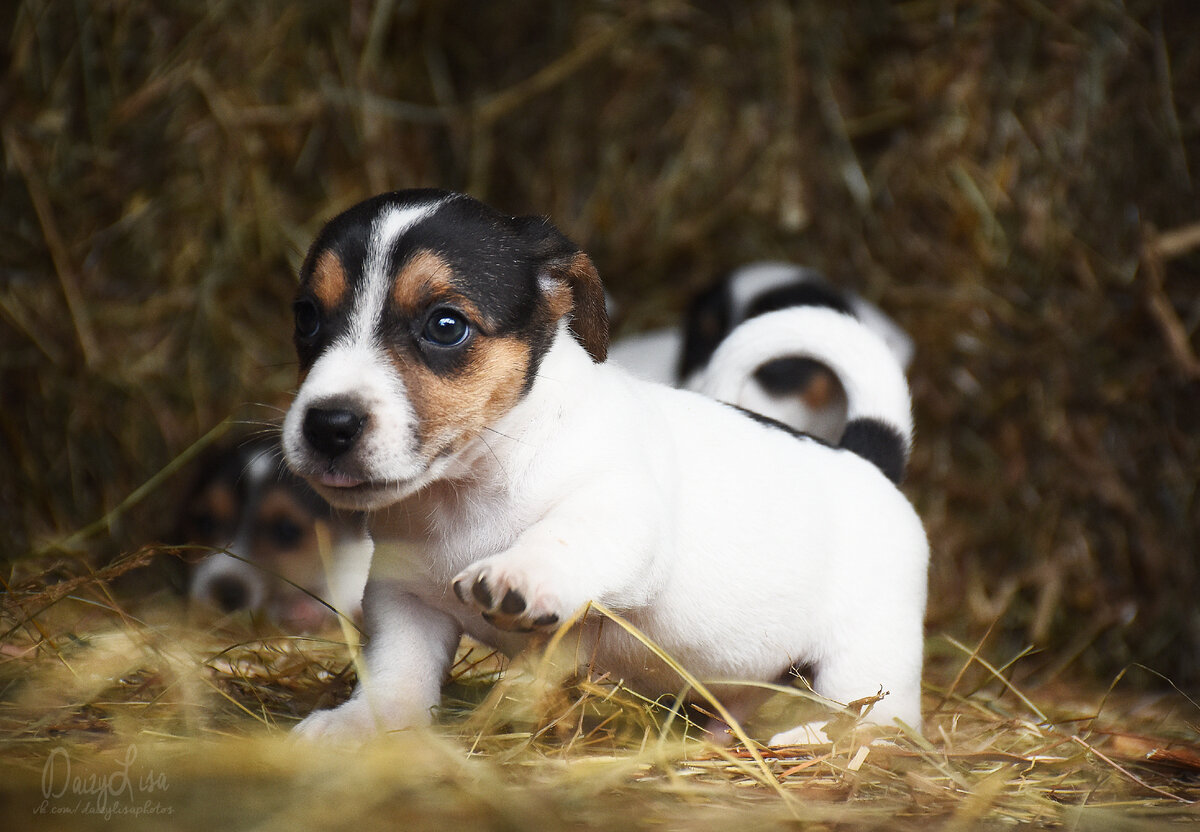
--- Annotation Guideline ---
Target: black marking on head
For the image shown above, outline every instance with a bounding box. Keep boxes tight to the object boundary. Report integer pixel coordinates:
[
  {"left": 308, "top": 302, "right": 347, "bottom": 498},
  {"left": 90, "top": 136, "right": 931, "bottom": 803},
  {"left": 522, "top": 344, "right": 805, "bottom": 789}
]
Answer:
[
  {"left": 839, "top": 417, "right": 907, "bottom": 484},
  {"left": 294, "top": 190, "right": 609, "bottom": 466},
  {"left": 393, "top": 198, "right": 549, "bottom": 333},
  {"left": 295, "top": 193, "right": 441, "bottom": 374},
  {"left": 368, "top": 194, "right": 601, "bottom": 386}
]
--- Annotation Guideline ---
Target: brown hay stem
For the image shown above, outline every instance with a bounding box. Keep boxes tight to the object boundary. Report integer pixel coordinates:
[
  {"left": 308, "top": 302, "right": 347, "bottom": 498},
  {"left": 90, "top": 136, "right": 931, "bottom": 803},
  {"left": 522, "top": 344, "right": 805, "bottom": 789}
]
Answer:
[
  {"left": 1067, "top": 734, "right": 1191, "bottom": 805},
  {"left": 2, "top": 129, "right": 100, "bottom": 368},
  {"left": 943, "top": 634, "right": 1049, "bottom": 724},
  {"left": 583, "top": 602, "right": 798, "bottom": 808}
]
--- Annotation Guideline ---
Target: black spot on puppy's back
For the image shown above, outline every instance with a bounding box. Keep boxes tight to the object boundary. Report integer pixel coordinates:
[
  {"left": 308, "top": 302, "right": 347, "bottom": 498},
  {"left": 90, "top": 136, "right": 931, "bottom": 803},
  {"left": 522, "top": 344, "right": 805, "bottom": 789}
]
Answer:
[
  {"left": 839, "top": 418, "right": 907, "bottom": 484},
  {"left": 725, "top": 404, "right": 907, "bottom": 483}
]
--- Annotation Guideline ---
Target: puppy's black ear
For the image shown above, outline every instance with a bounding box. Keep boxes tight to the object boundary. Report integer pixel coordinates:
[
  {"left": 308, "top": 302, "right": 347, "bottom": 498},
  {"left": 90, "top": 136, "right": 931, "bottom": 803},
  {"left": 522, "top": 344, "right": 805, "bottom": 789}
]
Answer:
[{"left": 519, "top": 217, "right": 610, "bottom": 362}]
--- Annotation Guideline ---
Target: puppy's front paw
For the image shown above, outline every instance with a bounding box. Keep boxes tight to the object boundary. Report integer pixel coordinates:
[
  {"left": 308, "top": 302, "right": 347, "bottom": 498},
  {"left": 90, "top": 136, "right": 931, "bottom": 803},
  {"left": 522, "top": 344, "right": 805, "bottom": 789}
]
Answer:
[
  {"left": 293, "top": 695, "right": 431, "bottom": 744},
  {"left": 451, "top": 561, "right": 564, "bottom": 632},
  {"left": 294, "top": 698, "right": 380, "bottom": 744}
]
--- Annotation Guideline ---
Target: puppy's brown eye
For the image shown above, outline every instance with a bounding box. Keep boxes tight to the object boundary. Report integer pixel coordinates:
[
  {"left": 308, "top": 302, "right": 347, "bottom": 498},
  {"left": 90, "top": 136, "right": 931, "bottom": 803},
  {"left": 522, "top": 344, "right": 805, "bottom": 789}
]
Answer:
[
  {"left": 422, "top": 309, "right": 470, "bottom": 347},
  {"left": 294, "top": 298, "right": 321, "bottom": 341}
]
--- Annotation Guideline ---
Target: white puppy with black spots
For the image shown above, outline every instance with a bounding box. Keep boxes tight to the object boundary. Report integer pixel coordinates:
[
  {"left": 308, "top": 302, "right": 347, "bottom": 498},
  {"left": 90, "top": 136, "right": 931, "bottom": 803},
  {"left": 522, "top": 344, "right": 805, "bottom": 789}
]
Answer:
[
  {"left": 281, "top": 189, "right": 928, "bottom": 744},
  {"left": 608, "top": 262, "right": 915, "bottom": 444}
]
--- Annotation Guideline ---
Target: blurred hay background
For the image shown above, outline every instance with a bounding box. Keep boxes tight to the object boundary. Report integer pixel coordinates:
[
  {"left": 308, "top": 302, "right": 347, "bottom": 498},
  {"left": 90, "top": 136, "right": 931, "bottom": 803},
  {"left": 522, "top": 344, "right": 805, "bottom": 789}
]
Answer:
[{"left": 1, "top": 0, "right": 1198, "bottom": 713}]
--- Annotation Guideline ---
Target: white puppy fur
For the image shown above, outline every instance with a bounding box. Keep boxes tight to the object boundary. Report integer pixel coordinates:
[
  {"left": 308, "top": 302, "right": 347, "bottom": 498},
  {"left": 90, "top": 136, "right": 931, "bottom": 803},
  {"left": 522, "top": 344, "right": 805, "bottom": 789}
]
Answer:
[
  {"left": 282, "top": 192, "right": 928, "bottom": 745},
  {"left": 607, "top": 262, "right": 914, "bottom": 443},
  {"left": 695, "top": 308, "right": 914, "bottom": 454}
]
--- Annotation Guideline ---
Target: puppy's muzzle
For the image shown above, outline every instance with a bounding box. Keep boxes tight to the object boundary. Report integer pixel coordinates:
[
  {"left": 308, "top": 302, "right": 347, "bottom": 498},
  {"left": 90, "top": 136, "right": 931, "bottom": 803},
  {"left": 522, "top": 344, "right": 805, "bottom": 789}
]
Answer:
[
  {"left": 303, "top": 404, "right": 366, "bottom": 458},
  {"left": 209, "top": 574, "right": 251, "bottom": 612}
]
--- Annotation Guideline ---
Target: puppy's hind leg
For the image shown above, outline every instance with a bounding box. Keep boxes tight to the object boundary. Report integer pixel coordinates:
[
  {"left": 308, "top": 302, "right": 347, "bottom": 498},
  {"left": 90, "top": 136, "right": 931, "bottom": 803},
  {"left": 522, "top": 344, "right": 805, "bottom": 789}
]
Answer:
[{"left": 769, "top": 622, "right": 924, "bottom": 747}]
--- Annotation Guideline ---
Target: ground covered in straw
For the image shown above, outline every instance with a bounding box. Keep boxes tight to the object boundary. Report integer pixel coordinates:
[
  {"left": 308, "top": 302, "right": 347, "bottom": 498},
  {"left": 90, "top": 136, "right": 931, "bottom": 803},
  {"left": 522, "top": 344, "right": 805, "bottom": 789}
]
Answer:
[
  {"left": 1, "top": 553, "right": 1198, "bottom": 830},
  {"left": 3, "top": 0, "right": 1200, "bottom": 828}
]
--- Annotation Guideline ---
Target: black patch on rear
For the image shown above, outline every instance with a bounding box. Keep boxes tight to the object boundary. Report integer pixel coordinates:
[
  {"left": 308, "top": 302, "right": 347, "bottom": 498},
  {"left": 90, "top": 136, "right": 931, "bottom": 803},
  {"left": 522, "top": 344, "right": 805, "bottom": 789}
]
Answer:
[
  {"left": 726, "top": 403, "right": 831, "bottom": 447},
  {"left": 839, "top": 418, "right": 907, "bottom": 484},
  {"left": 726, "top": 404, "right": 907, "bottom": 484},
  {"left": 752, "top": 357, "right": 828, "bottom": 396}
]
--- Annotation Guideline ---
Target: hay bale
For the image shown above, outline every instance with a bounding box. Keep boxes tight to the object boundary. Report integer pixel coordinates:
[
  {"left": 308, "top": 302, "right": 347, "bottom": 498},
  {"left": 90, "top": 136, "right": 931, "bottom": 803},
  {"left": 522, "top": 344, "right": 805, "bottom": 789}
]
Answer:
[{"left": 1, "top": 0, "right": 1198, "bottom": 691}]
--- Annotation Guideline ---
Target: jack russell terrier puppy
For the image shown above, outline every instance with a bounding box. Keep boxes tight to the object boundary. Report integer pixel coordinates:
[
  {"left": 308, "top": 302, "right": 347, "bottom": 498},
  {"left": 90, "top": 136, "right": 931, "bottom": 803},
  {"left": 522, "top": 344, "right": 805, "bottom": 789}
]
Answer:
[
  {"left": 608, "top": 262, "right": 914, "bottom": 444},
  {"left": 185, "top": 436, "right": 371, "bottom": 631},
  {"left": 280, "top": 189, "right": 928, "bottom": 744}
]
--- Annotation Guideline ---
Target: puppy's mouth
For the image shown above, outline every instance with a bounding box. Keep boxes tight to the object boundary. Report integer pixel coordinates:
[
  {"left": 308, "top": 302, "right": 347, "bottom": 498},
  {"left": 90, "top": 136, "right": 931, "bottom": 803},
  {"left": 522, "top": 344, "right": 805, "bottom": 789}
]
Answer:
[
  {"left": 317, "top": 470, "right": 368, "bottom": 489},
  {"left": 289, "top": 440, "right": 457, "bottom": 511},
  {"left": 309, "top": 473, "right": 412, "bottom": 510},
  {"left": 313, "top": 467, "right": 411, "bottom": 493},
  {"left": 306, "top": 454, "right": 448, "bottom": 510}
]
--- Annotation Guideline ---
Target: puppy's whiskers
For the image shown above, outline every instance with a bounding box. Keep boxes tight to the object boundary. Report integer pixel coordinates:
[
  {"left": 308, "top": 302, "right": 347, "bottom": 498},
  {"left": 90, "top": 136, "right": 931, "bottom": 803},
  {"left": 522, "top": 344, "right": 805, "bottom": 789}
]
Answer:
[
  {"left": 482, "top": 425, "right": 528, "bottom": 446},
  {"left": 477, "top": 432, "right": 508, "bottom": 479}
]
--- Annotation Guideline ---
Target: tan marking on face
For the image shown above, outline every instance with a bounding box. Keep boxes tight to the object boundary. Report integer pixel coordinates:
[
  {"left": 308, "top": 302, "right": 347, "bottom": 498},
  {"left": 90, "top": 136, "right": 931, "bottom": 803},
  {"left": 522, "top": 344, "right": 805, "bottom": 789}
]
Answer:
[
  {"left": 202, "top": 486, "right": 236, "bottom": 523},
  {"left": 311, "top": 250, "right": 349, "bottom": 310},
  {"left": 193, "top": 485, "right": 237, "bottom": 543},
  {"left": 395, "top": 336, "right": 532, "bottom": 458},
  {"left": 255, "top": 489, "right": 322, "bottom": 584},
  {"left": 392, "top": 249, "right": 460, "bottom": 314}
]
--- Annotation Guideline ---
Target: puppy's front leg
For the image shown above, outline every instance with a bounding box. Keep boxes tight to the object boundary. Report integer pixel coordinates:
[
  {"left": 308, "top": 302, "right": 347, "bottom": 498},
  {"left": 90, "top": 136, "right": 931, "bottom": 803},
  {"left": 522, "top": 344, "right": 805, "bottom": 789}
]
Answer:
[
  {"left": 294, "top": 577, "right": 461, "bottom": 742},
  {"left": 451, "top": 496, "right": 658, "bottom": 632}
]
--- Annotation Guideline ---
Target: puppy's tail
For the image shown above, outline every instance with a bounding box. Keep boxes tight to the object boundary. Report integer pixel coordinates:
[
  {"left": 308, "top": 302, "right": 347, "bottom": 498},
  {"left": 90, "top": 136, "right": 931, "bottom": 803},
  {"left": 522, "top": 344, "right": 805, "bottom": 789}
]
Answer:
[{"left": 696, "top": 307, "right": 913, "bottom": 483}]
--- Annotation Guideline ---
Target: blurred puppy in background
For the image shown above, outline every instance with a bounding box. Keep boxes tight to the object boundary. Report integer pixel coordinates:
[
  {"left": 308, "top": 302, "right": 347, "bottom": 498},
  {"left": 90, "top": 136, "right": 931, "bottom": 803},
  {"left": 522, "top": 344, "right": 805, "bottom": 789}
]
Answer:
[
  {"left": 182, "top": 436, "right": 371, "bottom": 631},
  {"left": 608, "top": 262, "right": 914, "bottom": 444}
]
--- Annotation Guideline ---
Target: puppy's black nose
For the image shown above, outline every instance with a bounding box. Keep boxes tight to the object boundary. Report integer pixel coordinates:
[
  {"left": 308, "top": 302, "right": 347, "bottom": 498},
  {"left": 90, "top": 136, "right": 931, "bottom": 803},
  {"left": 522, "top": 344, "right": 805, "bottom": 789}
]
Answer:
[
  {"left": 210, "top": 576, "right": 249, "bottom": 612},
  {"left": 303, "top": 406, "right": 365, "bottom": 457}
]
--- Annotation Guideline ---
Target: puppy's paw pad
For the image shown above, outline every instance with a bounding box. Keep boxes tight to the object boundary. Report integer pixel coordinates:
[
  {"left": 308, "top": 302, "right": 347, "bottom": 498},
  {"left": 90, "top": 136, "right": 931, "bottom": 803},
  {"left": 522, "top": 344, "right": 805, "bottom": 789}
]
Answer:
[{"left": 451, "top": 565, "right": 562, "bottom": 632}]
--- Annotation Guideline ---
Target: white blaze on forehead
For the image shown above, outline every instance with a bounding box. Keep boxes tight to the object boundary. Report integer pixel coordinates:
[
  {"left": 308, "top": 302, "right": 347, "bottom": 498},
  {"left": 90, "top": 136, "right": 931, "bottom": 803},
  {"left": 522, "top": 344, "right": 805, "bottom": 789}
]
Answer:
[
  {"left": 348, "top": 199, "right": 448, "bottom": 345},
  {"left": 282, "top": 194, "right": 456, "bottom": 498}
]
